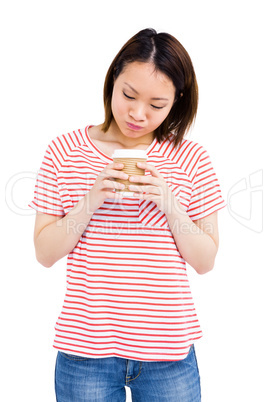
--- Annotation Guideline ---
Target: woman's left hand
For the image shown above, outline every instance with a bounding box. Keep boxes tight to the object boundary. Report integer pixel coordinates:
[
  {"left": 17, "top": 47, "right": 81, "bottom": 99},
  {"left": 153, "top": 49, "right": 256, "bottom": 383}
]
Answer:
[{"left": 128, "top": 162, "right": 177, "bottom": 215}]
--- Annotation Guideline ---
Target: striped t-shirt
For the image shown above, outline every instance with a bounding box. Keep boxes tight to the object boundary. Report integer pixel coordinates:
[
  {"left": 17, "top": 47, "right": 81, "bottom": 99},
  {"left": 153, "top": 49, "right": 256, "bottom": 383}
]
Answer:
[{"left": 29, "top": 125, "right": 226, "bottom": 361}]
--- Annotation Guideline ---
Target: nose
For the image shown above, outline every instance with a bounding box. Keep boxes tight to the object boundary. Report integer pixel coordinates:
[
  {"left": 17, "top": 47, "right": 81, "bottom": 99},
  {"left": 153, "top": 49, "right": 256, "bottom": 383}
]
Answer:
[{"left": 129, "top": 103, "right": 146, "bottom": 122}]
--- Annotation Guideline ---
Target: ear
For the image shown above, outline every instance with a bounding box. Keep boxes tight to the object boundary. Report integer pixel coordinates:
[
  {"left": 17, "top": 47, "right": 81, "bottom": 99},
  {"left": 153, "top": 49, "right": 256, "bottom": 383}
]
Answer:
[{"left": 173, "top": 92, "right": 183, "bottom": 104}]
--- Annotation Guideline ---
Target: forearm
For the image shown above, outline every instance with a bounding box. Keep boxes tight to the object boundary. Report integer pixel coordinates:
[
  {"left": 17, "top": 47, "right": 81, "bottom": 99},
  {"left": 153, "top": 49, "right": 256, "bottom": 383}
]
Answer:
[
  {"left": 128, "top": 162, "right": 220, "bottom": 274},
  {"left": 35, "top": 193, "right": 93, "bottom": 267},
  {"left": 166, "top": 198, "right": 218, "bottom": 274},
  {"left": 34, "top": 162, "right": 128, "bottom": 268}
]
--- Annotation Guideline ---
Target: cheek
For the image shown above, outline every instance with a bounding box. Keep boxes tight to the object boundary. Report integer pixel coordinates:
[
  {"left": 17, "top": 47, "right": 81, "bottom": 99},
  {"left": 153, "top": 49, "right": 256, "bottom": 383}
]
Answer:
[
  {"left": 111, "top": 94, "right": 126, "bottom": 118},
  {"left": 150, "top": 109, "right": 171, "bottom": 128}
]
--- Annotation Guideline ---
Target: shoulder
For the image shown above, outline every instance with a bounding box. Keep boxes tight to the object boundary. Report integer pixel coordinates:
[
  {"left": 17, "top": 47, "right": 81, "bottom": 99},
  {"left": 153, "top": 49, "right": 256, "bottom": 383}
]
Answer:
[
  {"left": 49, "top": 126, "right": 88, "bottom": 152},
  {"left": 44, "top": 126, "right": 89, "bottom": 168},
  {"left": 156, "top": 135, "right": 209, "bottom": 179}
]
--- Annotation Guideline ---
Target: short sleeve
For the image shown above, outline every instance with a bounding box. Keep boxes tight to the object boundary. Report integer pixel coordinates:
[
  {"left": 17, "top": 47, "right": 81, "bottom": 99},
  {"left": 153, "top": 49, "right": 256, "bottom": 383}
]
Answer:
[
  {"left": 187, "top": 148, "right": 226, "bottom": 220},
  {"left": 29, "top": 144, "right": 65, "bottom": 216}
]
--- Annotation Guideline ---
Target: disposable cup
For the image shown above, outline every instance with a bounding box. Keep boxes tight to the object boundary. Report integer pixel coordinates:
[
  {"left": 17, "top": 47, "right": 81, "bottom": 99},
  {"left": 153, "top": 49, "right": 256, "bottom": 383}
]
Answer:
[{"left": 112, "top": 149, "right": 147, "bottom": 194}]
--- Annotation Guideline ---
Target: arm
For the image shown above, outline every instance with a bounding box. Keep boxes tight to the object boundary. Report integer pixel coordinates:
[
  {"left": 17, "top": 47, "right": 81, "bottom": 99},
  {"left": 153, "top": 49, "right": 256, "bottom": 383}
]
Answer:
[
  {"left": 164, "top": 203, "right": 219, "bottom": 274},
  {"left": 129, "top": 162, "right": 220, "bottom": 275},
  {"left": 34, "top": 162, "right": 128, "bottom": 268},
  {"left": 34, "top": 194, "right": 93, "bottom": 268}
]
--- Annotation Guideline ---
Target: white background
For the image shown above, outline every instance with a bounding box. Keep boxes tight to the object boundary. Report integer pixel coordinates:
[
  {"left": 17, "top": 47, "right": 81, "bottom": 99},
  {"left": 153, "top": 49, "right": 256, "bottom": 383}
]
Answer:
[{"left": 1, "top": 0, "right": 267, "bottom": 401}]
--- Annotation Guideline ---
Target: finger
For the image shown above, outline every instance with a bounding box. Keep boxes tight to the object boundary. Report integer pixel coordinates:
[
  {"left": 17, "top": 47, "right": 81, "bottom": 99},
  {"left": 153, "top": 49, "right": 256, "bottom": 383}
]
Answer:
[
  {"left": 132, "top": 192, "right": 159, "bottom": 202},
  {"left": 106, "top": 162, "right": 124, "bottom": 170},
  {"left": 136, "top": 162, "right": 162, "bottom": 178},
  {"left": 102, "top": 168, "right": 129, "bottom": 180},
  {"left": 102, "top": 190, "right": 124, "bottom": 200},
  {"left": 128, "top": 184, "right": 161, "bottom": 195},
  {"left": 103, "top": 179, "right": 126, "bottom": 190},
  {"left": 129, "top": 174, "right": 159, "bottom": 185}
]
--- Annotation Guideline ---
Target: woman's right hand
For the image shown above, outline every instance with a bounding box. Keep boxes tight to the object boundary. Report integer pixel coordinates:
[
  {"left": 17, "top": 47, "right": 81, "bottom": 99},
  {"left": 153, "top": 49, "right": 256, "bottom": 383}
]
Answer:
[
  {"left": 33, "top": 162, "right": 128, "bottom": 267},
  {"left": 86, "top": 162, "right": 128, "bottom": 212}
]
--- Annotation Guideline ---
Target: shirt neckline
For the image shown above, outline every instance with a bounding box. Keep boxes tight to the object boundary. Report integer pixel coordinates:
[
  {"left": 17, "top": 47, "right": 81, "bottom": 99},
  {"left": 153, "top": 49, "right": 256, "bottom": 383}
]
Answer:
[{"left": 83, "top": 125, "right": 159, "bottom": 163}]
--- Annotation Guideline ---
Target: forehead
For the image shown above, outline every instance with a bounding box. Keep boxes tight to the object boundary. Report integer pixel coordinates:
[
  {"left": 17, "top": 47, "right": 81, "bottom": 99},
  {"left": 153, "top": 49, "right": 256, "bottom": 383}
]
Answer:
[{"left": 117, "top": 62, "right": 175, "bottom": 95}]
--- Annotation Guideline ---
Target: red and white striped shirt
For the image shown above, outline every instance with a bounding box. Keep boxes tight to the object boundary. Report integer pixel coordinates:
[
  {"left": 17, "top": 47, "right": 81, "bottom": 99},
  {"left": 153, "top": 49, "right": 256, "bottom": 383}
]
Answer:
[{"left": 29, "top": 125, "right": 225, "bottom": 361}]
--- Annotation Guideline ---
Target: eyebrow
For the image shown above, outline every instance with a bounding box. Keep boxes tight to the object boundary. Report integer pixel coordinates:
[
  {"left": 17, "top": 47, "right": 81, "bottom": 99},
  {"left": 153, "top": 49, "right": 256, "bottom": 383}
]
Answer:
[{"left": 124, "top": 82, "right": 169, "bottom": 101}]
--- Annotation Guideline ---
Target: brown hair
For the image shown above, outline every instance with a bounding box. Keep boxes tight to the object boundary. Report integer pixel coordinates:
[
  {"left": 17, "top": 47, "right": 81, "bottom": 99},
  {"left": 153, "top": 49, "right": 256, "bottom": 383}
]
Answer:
[{"left": 102, "top": 28, "right": 198, "bottom": 147}]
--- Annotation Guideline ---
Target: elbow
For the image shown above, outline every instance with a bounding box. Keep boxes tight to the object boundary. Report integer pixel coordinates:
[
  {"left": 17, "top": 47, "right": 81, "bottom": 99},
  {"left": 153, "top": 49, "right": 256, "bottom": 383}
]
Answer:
[
  {"left": 35, "top": 250, "right": 55, "bottom": 268},
  {"left": 40, "top": 260, "right": 54, "bottom": 268},
  {"left": 34, "top": 237, "right": 56, "bottom": 268},
  {"left": 195, "top": 262, "right": 214, "bottom": 275},
  {"left": 194, "top": 243, "right": 218, "bottom": 275},
  {"left": 193, "top": 255, "right": 216, "bottom": 275}
]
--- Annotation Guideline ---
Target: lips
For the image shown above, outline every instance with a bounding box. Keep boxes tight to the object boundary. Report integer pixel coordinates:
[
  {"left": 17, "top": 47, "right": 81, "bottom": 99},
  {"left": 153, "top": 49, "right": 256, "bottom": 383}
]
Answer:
[{"left": 127, "top": 122, "right": 143, "bottom": 131}]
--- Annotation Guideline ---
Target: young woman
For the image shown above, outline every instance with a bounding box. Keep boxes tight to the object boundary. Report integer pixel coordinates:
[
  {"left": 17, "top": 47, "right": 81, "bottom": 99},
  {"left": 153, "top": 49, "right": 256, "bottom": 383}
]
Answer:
[{"left": 30, "top": 28, "right": 225, "bottom": 402}]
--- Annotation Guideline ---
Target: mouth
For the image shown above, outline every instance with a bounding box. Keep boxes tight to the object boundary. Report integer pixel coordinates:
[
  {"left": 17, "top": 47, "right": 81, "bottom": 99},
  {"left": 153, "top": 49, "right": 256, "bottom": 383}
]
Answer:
[{"left": 126, "top": 122, "right": 143, "bottom": 131}]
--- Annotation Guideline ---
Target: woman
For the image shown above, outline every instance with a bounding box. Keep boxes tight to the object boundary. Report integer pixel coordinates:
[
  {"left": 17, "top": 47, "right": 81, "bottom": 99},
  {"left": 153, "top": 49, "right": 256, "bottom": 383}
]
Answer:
[{"left": 30, "top": 28, "right": 225, "bottom": 401}]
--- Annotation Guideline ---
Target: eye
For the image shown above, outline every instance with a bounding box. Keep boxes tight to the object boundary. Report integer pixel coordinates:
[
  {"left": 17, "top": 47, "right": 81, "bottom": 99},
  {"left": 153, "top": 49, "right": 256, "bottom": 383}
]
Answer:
[
  {"left": 123, "top": 91, "right": 135, "bottom": 100},
  {"left": 151, "top": 104, "right": 164, "bottom": 110}
]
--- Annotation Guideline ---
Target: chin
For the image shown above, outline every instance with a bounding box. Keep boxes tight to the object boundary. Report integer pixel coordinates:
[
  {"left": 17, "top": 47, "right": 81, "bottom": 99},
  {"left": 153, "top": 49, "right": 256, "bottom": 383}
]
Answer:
[{"left": 124, "top": 130, "right": 143, "bottom": 137}]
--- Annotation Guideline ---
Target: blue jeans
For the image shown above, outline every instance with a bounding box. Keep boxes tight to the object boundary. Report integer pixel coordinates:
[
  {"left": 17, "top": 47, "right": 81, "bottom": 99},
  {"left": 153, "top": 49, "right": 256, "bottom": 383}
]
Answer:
[{"left": 55, "top": 345, "right": 201, "bottom": 401}]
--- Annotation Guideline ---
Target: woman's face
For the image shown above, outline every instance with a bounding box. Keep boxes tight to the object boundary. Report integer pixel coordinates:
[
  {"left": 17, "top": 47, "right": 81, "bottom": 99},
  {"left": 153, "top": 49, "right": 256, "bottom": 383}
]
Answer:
[{"left": 111, "top": 62, "right": 176, "bottom": 141}]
